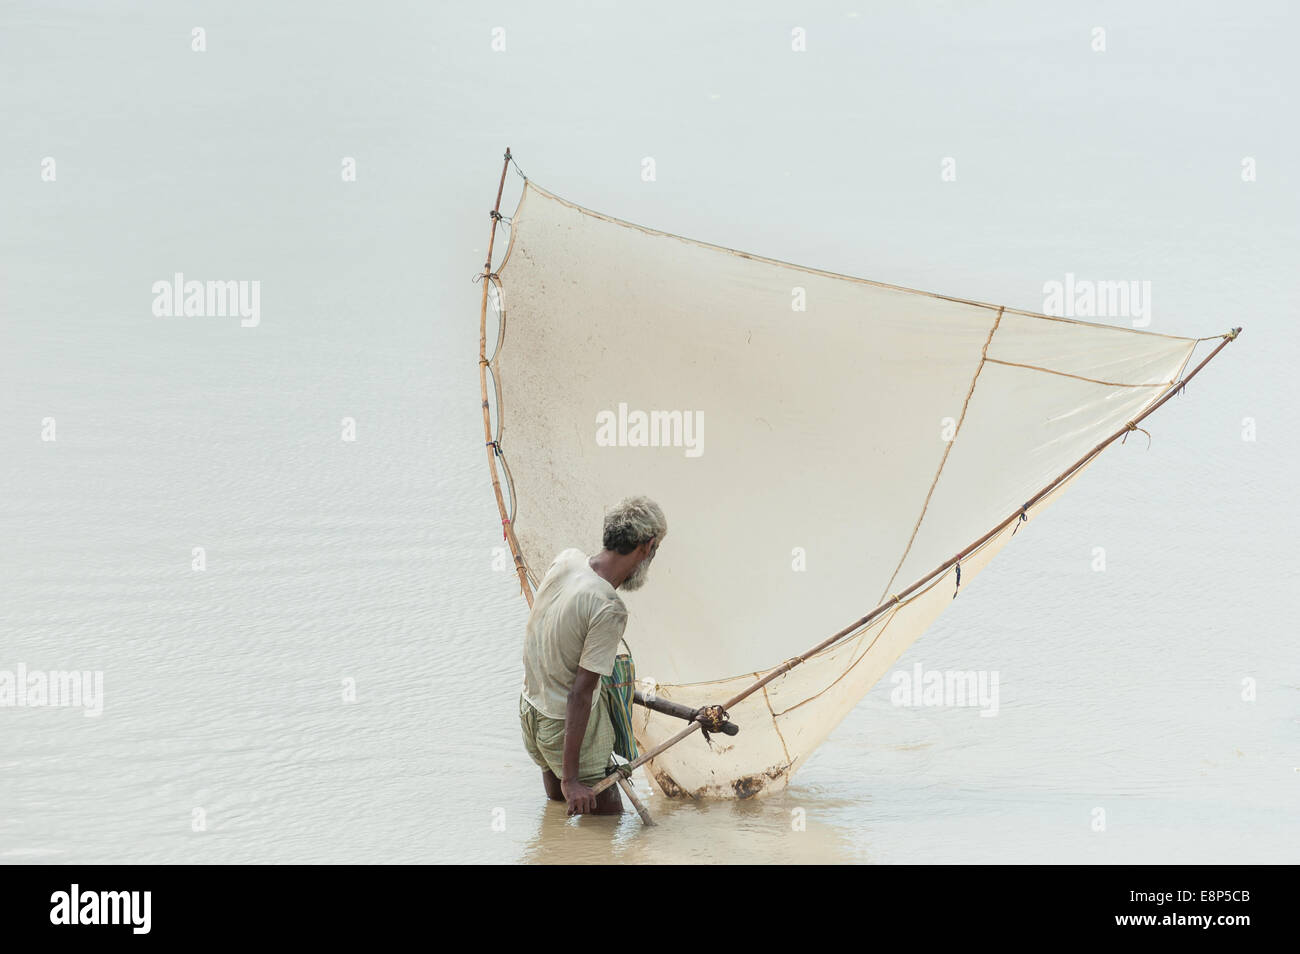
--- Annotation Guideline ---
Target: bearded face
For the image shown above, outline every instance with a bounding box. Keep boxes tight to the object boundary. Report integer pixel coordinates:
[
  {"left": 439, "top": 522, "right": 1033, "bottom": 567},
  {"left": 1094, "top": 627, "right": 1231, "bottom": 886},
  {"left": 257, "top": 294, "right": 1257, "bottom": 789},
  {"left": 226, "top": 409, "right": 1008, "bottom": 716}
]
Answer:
[{"left": 620, "top": 548, "right": 655, "bottom": 591}]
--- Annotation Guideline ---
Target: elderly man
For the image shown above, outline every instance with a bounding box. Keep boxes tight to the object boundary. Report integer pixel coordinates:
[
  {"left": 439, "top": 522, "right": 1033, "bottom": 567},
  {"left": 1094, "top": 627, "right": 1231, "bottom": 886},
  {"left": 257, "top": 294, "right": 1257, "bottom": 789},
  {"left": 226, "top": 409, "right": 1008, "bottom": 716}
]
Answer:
[{"left": 519, "top": 496, "right": 667, "bottom": 816}]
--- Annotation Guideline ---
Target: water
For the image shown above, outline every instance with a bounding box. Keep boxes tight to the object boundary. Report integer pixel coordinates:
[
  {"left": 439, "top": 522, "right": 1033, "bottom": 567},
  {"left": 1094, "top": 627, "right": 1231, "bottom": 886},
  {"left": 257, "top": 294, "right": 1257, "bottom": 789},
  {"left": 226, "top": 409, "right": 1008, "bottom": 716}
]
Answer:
[{"left": 1, "top": 0, "right": 1296, "bottom": 863}]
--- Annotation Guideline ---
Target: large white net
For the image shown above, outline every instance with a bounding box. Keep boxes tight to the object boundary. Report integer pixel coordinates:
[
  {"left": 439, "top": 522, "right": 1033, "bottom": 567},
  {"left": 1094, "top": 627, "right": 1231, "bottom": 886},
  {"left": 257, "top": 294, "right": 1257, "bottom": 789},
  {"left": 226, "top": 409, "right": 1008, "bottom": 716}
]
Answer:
[{"left": 489, "top": 179, "right": 1197, "bottom": 798}]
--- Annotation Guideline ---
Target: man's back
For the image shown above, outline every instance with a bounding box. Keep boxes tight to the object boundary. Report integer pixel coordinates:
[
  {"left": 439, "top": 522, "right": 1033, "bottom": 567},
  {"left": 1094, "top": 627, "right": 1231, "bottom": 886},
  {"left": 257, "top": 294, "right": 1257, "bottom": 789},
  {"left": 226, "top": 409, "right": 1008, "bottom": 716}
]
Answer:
[{"left": 521, "top": 548, "right": 628, "bottom": 719}]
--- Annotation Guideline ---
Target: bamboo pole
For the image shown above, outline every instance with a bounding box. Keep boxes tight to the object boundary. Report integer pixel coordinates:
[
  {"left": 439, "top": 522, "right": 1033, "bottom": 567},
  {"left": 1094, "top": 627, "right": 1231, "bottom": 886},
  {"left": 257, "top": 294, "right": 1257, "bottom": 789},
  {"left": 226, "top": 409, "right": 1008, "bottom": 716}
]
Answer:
[
  {"left": 590, "top": 327, "right": 1242, "bottom": 801},
  {"left": 479, "top": 147, "right": 535, "bottom": 608},
  {"left": 615, "top": 775, "right": 655, "bottom": 825},
  {"left": 483, "top": 151, "right": 647, "bottom": 819},
  {"left": 589, "top": 721, "right": 706, "bottom": 799}
]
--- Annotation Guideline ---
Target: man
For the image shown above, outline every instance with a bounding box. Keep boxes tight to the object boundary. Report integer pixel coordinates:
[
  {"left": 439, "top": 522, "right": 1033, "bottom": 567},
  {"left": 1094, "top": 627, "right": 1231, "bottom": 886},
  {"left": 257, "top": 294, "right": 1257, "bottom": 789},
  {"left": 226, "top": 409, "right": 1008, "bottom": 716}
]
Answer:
[{"left": 519, "top": 495, "right": 667, "bottom": 816}]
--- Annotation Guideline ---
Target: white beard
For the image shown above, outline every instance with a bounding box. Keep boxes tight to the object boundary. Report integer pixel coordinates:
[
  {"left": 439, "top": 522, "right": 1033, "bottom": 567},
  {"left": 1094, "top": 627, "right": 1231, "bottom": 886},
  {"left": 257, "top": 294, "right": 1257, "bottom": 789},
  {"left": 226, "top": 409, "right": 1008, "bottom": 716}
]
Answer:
[{"left": 620, "top": 554, "right": 653, "bottom": 592}]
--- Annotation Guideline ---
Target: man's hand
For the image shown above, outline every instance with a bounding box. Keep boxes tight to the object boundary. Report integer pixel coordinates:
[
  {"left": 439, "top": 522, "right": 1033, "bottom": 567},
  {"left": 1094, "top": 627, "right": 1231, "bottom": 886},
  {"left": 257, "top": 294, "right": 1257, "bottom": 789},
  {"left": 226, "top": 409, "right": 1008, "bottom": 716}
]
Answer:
[{"left": 561, "top": 778, "right": 597, "bottom": 815}]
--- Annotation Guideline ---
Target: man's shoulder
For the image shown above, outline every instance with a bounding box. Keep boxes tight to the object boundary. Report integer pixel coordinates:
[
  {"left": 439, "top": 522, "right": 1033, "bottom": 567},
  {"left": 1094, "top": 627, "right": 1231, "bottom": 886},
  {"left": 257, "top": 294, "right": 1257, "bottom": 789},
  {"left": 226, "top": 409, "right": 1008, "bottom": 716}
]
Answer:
[
  {"left": 575, "top": 571, "right": 625, "bottom": 612},
  {"left": 591, "top": 589, "right": 628, "bottom": 619},
  {"left": 542, "top": 548, "right": 627, "bottom": 616},
  {"left": 565, "top": 553, "right": 625, "bottom": 611},
  {"left": 546, "top": 547, "right": 582, "bottom": 569},
  {"left": 539, "top": 548, "right": 585, "bottom": 586}
]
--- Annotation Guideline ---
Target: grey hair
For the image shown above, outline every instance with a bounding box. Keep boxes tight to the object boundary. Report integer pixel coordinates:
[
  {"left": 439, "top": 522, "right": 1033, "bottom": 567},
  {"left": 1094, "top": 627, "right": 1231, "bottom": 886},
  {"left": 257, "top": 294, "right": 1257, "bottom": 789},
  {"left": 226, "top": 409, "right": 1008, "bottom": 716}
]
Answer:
[{"left": 602, "top": 496, "right": 668, "bottom": 555}]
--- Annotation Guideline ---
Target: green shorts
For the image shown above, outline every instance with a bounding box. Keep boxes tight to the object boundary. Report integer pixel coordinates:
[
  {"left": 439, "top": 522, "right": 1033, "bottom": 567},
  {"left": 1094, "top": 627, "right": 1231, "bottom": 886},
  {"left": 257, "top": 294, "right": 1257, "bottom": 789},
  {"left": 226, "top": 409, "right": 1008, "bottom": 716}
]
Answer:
[{"left": 519, "top": 691, "right": 615, "bottom": 787}]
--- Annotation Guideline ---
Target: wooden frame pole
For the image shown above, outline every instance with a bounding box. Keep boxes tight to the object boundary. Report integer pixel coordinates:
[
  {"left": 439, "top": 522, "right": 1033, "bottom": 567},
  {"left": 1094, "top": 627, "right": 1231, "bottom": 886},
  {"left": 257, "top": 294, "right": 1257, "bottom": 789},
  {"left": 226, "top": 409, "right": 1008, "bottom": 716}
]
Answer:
[
  {"left": 481, "top": 150, "right": 652, "bottom": 820},
  {"left": 479, "top": 147, "right": 535, "bottom": 607}
]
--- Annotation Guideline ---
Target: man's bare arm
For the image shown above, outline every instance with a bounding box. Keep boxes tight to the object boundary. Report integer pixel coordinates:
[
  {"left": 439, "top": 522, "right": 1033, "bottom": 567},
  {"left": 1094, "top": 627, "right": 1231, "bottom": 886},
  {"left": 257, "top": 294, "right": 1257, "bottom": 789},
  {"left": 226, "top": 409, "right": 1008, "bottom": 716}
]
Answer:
[{"left": 561, "top": 667, "right": 601, "bottom": 814}]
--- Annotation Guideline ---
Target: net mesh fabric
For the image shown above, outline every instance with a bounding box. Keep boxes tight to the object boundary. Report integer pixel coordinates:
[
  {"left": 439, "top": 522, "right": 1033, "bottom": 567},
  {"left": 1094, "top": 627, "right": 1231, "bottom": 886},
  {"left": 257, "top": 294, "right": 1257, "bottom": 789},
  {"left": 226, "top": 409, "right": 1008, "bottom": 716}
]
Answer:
[{"left": 489, "top": 180, "right": 1196, "bottom": 798}]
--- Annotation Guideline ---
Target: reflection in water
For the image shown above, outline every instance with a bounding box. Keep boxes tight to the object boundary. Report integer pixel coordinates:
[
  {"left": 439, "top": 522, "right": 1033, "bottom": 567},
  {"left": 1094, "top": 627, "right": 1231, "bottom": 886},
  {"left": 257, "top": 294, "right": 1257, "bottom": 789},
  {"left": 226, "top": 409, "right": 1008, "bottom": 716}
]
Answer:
[{"left": 520, "top": 778, "right": 869, "bottom": 865}]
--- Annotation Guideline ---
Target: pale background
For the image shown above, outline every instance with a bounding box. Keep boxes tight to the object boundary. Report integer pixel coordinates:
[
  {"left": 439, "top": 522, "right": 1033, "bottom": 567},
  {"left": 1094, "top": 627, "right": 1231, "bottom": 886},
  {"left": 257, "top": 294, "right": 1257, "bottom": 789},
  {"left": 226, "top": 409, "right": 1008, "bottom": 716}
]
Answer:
[{"left": 1, "top": 0, "right": 1295, "bottom": 863}]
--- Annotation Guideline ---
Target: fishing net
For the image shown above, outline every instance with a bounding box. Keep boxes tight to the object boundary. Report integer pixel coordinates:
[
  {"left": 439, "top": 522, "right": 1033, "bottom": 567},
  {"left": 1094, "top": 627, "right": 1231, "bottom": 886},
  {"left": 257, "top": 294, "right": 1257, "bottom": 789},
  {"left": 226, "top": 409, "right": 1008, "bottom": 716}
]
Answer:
[{"left": 485, "top": 176, "right": 1202, "bottom": 798}]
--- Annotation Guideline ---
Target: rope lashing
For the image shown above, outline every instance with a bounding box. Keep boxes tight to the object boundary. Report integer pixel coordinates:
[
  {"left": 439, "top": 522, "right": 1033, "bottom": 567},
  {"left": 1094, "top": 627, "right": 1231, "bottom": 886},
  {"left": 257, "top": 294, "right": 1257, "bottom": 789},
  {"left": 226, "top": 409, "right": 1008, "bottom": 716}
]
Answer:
[
  {"left": 1121, "top": 420, "right": 1152, "bottom": 449},
  {"left": 472, "top": 270, "right": 500, "bottom": 284},
  {"left": 695, "top": 705, "right": 729, "bottom": 732},
  {"left": 693, "top": 704, "right": 732, "bottom": 743},
  {"left": 1011, "top": 505, "right": 1029, "bottom": 536},
  {"left": 953, "top": 560, "right": 962, "bottom": 598}
]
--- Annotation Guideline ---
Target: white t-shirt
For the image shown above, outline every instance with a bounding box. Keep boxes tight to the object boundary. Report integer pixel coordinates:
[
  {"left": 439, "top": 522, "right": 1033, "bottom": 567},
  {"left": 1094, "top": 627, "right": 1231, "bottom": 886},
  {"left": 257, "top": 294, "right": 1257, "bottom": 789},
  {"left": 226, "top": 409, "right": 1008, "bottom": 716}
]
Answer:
[{"left": 522, "top": 548, "right": 629, "bottom": 719}]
